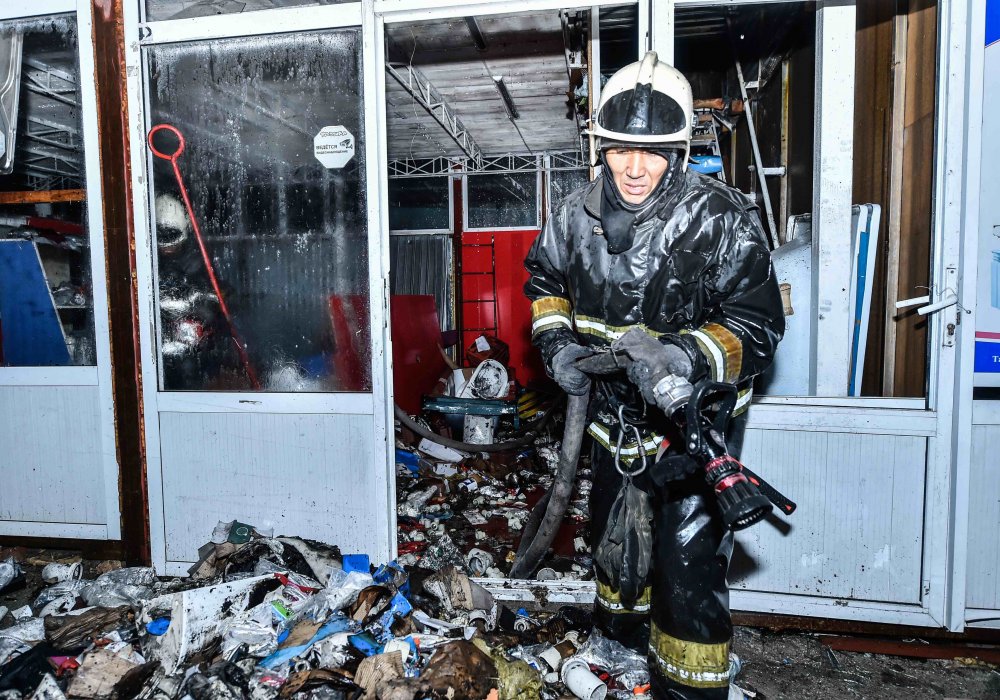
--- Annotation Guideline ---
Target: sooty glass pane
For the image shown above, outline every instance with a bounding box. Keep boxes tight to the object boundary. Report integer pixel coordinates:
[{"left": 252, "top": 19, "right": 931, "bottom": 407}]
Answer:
[
  {"left": 388, "top": 176, "right": 450, "bottom": 231},
  {"left": 0, "top": 15, "right": 95, "bottom": 367},
  {"left": 147, "top": 30, "right": 370, "bottom": 392},
  {"left": 467, "top": 172, "right": 537, "bottom": 229}
]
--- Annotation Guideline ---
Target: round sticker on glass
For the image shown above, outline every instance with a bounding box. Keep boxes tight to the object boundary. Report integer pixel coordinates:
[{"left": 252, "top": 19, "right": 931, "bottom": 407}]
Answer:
[{"left": 314, "top": 125, "right": 355, "bottom": 168}]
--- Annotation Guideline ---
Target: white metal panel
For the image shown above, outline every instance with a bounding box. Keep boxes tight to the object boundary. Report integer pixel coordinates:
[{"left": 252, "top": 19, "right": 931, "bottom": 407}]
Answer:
[
  {"left": 731, "top": 428, "right": 926, "bottom": 605},
  {"left": 745, "top": 403, "right": 937, "bottom": 436},
  {"left": 155, "top": 392, "right": 374, "bottom": 414},
  {"left": 158, "top": 412, "right": 380, "bottom": 564},
  {"left": 965, "top": 423, "right": 1000, "bottom": 610},
  {"left": 810, "top": 3, "right": 855, "bottom": 395},
  {"left": 0, "top": 522, "right": 107, "bottom": 538},
  {"left": 375, "top": 0, "right": 635, "bottom": 24},
  {"left": 0, "top": 368, "right": 98, "bottom": 385},
  {"left": 138, "top": 3, "right": 363, "bottom": 44},
  {"left": 0, "top": 386, "right": 106, "bottom": 525},
  {"left": 363, "top": 0, "right": 398, "bottom": 565}
]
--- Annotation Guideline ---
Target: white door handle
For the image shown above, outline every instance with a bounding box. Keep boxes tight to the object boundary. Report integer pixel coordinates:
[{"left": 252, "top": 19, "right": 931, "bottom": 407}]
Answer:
[{"left": 916, "top": 293, "right": 958, "bottom": 317}]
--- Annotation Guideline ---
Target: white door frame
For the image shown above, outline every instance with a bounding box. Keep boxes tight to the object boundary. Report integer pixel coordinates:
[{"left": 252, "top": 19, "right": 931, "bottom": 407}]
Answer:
[
  {"left": 938, "top": 0, "right": 984, "bottom": 632},
  {"left": 373, "top": 0, "right": 962, "bottom": 630},
  {"left": 126, "top": 0, "right": 393, "bottom": 573},
  {"left": 0, "top": 0, "right": 121, "bottom": 541}
]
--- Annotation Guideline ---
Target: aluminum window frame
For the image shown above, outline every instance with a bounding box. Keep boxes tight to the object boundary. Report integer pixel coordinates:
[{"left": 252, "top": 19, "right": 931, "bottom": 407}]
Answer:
[
  {"left": 387, "top": 172, "right": 455, "bottom": 235},
  {"left": 544, "top": 154, "right": 590, "bottom": 216},
  {"left": 462, "top": 167, "right": 543, "bottom": 233},
  {"left": 137, "top": 4, "right": 371, "bottom": 398}
]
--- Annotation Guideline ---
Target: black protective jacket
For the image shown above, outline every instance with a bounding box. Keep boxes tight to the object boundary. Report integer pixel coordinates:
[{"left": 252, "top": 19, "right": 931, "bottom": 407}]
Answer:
[{"left": 525, "top": 169, "right": 784, "bottom": 446}]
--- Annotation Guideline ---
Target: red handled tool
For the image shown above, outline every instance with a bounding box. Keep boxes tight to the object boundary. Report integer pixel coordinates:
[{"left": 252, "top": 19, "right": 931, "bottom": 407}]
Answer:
[{"left": 147, "top": 124, "right": 260, "bottom": 389}]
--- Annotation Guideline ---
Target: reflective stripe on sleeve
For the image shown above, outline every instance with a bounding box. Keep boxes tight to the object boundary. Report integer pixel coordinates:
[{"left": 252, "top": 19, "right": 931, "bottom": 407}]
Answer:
[
  {"left": 530, "top": 297, "right": 573, "bottom": 338},
  {"left": 573, "top": 314, "right": 664, "bottom": 342},
  {"left": 588, "top": 422, "right": 663, "bottom": 457},
  {"left": 733, "top": 386, "right": 752, "bottom": 416},
  {"left": 683, "top": 323, "right": 743, "bottom": 383}
]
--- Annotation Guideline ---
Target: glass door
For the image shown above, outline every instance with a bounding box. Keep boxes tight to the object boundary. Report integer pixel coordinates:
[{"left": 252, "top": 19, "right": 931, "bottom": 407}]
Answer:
[{"left": 127, "top": 3, "right": 392, "bottom": 573}]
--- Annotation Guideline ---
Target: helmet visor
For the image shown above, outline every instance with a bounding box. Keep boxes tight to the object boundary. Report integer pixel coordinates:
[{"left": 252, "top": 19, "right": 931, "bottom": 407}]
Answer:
[{"left": 597, "top": 82, "right": 687, "bottom": 138}]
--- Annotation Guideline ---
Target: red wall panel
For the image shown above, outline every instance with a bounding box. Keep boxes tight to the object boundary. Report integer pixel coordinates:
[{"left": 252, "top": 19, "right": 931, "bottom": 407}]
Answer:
[{"left": 460, "top": 230, "right": 547, "bottom": 386}]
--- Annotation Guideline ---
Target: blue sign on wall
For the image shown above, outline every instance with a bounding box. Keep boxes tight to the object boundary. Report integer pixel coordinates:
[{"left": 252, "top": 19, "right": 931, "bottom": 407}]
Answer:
[
  {"left": 975, "top": 340, "right": 1000, "bottom": 373},
  {"left": 989, "top": 0, "right": 1000, "bottom": 47}
]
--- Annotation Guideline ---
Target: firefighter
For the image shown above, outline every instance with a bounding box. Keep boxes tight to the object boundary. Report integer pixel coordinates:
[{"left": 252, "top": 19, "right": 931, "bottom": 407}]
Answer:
[{"left": 524, "top": 52, "right": 784, "bottom": 699}]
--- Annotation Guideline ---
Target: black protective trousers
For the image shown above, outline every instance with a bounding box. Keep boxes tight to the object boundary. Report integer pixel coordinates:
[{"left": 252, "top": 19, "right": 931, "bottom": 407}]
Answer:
[{"left": 589, "top": 424, "right": 741, "bottom": 700}]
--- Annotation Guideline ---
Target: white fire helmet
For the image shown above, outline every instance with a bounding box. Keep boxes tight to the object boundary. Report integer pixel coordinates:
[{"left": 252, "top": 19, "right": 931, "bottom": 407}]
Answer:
[
  {"left": 155, "top": 193, "right": 191, "bottom": 253},
  {"left": 587, "top": 51, "right": 694, "bottom": 168}
]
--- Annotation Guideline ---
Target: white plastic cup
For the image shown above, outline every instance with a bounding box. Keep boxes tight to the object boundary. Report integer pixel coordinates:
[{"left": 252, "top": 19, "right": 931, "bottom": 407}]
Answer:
[
  {"left": 539, "top": 638, "right": 577, "bottom": 673},
  {"left": 539, "top": 645, "right": 564, "bottom": 672},
  {"left": 561, "top": 658, "right": 607, "bottom": 700}
]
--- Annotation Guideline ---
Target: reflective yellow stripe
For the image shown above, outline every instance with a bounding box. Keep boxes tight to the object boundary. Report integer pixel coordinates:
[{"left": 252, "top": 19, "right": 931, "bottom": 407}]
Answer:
[
  {"left": 573, "top": 315, "right": 664, "bottom": 342},
  {"left": 733, "top": 387, "right": 752, "bottom": 417},
  {"left": 596, "top": 581, "right": 652, "bottom": 613},
  {"left": 649, "top": 622, "right": 730, "bottom": 689},
  {"left": 702, "top": 323, "right": 742, "bottom": 383},
  {"left": 683, "top": 329, "right": 723, "bottom": 382},
  {"left": 530, "top": 297, "right": 573, "bottom": 338},
  {"left": 684, "top": 324, "right": 742, "bottom": 384},
  {"left": 587, "top": 422, "right": 662, "bottom": 457}
]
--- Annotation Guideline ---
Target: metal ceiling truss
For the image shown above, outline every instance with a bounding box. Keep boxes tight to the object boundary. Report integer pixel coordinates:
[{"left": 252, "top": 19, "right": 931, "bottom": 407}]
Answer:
[
  {"left": 22, "top": 58, "right": 78, "bottom": 108},
  {"left": 388, "top": 151, "right": 587, "bottom": 178},
  {"left": 547, "top": 150, "right": 587, "bottom": 170},
  {"left": 386, "top": 62, "right": 484, "bottom": 167},
  {"left": 25, "top": 115, "right": 81, "bottom": 152},
  {"left": 388, "top": 156, "right": 461, "bottom": 178}
]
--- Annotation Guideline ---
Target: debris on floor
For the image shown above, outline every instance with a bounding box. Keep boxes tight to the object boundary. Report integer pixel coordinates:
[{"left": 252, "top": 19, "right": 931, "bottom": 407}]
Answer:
[
  {"left": 393, "top": 334, "right": 592, "bottom": 581},
  {"left": 0, "top": 523, "right": 652, "bottom": 700},
  {"left": 3, "top": 542, "right": 1000, "bottom": 699}
]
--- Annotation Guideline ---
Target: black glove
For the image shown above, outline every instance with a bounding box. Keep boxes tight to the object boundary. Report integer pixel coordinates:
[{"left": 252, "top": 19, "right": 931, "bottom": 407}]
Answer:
[
  {"left": 550, "top": 343, "right": 594, "bottom": 396},
  {"left": 611, "top": 328, "right": 693, "bottom": 406}
]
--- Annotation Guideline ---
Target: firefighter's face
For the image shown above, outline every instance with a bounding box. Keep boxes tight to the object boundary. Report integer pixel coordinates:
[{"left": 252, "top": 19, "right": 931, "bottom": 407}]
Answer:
[{"left": 604, "top": 148, "right": 669, "bottom": 205}]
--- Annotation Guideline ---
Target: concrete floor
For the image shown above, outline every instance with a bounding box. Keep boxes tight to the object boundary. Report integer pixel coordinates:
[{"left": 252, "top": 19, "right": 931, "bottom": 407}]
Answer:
[{"left": 732, "top": 627, "right": 1000, "bottom": 700}]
